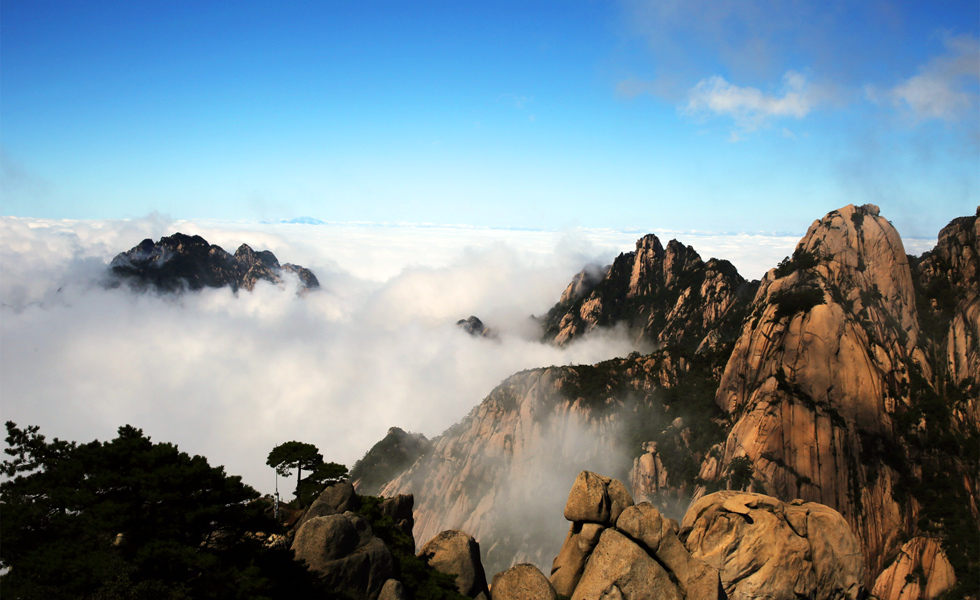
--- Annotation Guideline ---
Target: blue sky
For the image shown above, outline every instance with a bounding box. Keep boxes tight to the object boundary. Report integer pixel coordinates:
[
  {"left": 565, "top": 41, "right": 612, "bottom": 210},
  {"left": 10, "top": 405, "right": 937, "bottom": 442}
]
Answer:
[{"left": 2, "top": 0, "right": 978, "bottom": 237}]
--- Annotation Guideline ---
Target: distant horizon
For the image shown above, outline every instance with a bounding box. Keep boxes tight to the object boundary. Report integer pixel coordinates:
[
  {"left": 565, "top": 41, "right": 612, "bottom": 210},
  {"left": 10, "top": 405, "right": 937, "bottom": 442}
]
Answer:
[{"left": 2, "top": 1, "right": 977, "bottom": 239}]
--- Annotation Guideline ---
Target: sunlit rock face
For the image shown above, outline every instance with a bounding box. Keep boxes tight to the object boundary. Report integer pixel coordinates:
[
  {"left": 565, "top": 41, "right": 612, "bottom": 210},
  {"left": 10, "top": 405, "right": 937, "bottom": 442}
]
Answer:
[
  {"left": 363, "top": 205, "right": 977, "bottom": 598},
  {"left": 540, "top": 234, "right": 757, "bottom": 352},
  {"left": 701, "top": 204, "right": 978, "bottom": 597},
  {"left": 109, "top": 232, "right": 319, "bottom": 292}
]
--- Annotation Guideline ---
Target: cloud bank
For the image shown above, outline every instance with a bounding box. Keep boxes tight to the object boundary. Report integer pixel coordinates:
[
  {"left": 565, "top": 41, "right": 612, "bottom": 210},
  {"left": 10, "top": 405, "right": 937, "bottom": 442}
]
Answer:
[{"left": 0, "top": 217, "right": 934, "bottom": 496}]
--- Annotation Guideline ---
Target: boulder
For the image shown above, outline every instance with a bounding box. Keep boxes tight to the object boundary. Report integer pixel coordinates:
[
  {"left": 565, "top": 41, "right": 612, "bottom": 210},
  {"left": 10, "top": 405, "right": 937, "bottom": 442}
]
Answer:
[
  {"left": 379, "top": 578, "right": 408, "bottom": 600},
  {"left": 290, "top": 513, "right": 394, "bottom": 599},
  {"left": 549, "top": 522, "right": 605, "bottom": 597},
  {"left": 572, "top": 528, "right": 683, "bottom": 600},
  {"left": 682, "top": 491, "right": 864, "bottom": 600},
  {"left": 564, "top": 471, "right": 635, "bottom": 525},
  {"left": 418, "top": 530, "right": 490, "bottom": 600},
  {"left": 298, "top": 482, "right": 361, "bottom": 528},
  {"left": 617, "top": 503, "right": 720, "bottom": 600},
  {"left": 491, "top": 563, "right": 558, "bottom": 600}
]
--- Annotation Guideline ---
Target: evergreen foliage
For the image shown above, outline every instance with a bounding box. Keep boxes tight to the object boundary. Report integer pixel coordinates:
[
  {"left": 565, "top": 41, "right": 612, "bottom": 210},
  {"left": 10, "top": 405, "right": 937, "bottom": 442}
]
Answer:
[{"left": 1, "top": 422, "right": 324, "bottom": 599}]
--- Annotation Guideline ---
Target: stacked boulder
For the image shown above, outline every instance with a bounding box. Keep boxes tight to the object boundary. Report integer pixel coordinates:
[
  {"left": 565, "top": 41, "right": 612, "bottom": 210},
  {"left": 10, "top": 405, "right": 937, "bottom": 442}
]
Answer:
[
  {"left": 548, "top": 472, "right": 866, "bottom": 600},
  {"left": 550, "top": 471, "right": 720, "bottom": 600}
]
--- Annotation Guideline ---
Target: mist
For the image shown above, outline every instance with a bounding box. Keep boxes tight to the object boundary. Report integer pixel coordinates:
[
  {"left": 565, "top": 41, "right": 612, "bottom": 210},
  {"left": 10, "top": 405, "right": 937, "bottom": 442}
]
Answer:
[{"left": 0, "top": 216, "right": 936, "bottom": 496}]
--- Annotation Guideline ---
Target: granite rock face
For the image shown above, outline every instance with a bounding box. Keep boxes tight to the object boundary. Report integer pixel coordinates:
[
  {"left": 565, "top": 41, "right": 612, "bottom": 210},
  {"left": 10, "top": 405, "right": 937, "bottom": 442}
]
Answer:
[
  {"left": 699, "top": 205, "right": 978, "bottom": 597},
  {"left": 682, "top": 491, "right": 864, "bottom": 600},
  {"left": 109, "top": 232, "right": 319, "bottom": 292}
]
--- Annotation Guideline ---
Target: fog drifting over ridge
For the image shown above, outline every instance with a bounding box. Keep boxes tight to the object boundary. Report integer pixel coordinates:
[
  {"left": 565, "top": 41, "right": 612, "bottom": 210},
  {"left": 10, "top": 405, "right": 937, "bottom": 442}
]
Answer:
[{"left": 0, "top": 216, "right": 937, "bottom": 495}]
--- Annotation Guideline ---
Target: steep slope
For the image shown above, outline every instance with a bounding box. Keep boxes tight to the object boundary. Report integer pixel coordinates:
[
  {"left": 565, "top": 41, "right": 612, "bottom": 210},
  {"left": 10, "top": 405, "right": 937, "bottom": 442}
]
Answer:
[
  {"left": 540, "top": 234, "right": 756, "bottom": 352},
  {"left": 699, "top": 204, "right": 978, "bottom": 598},
  {"left": 109, "top": 232, "right": 319, "bottom": 292},
  {"left": 379, "top": 351, "right": 728, "bottom": 577}
]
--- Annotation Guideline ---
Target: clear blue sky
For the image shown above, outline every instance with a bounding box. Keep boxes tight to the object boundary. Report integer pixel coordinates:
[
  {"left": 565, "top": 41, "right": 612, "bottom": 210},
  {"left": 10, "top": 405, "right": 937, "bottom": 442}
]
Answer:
[{"left": 2, "top": 0, "right": 978, "bottom": 237}]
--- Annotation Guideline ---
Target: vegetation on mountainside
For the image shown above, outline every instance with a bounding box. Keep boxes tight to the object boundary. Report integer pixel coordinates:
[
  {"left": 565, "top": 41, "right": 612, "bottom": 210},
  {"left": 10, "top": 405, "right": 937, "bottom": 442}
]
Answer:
[
  {"left": 267, "top": 441, "right": 348, "bottom": 506},
  {"left": 773, "top": 247, "right": 819, "bottom": 279},
  {"left": 349, "top": 429, "right": 430, "bottom": 496},
  {"left": 358, "top": 496, "right": 467, "bottom": 600},
  {"left": 1, "top": 422, "right": 325, "bottom": 599}
]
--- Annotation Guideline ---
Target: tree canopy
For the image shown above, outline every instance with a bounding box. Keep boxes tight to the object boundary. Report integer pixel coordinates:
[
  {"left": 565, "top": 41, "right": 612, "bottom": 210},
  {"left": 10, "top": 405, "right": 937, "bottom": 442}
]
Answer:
[
  {"left": 266, "top": 441, "right": 348, "bottom": 505},
  {"left": 1, "top": 422, "right": 323, "bottom": 599}
]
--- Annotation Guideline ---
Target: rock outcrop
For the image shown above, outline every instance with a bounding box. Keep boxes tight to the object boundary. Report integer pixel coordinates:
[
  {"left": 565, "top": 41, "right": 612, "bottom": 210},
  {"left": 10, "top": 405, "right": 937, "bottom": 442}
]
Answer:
[
  {"left": 699, "top": 205, "right": 978, "bottom": 597},
  {"left": 418, "top": 530, "right": 490, "bottom": 600},
  {"left": 361, "top": 205, "right": 979, "bottom": 599},
  {"left": 380, "top": 350, "right": 728, "bottom": 576},
  {"left": 540, "top": 234, "right": 756, "bottom": 351},
  {"left": 351, "top": 427, "right": 431, "bottom": 496},
  {"left": 290, "top": 511, "right": 394, "bottom": 599},
  {"left": 682, "top": 491, "right": 864, "bottom": 600},
  {"left": 490, "top": 563, "right": 558, "bottom": 600},
  {"left": 109, "top": 232, "right": 319, "bottom": 292},
  {"left": 457, "top": 316, "right": 495, "bottom": 338},
  {"left": 550, "top": 471, "right": 722, "bottom": 600}
]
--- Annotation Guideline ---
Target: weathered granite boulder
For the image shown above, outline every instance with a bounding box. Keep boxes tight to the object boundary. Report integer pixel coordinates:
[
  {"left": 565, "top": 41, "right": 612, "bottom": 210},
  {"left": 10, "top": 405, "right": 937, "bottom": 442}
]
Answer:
[
  {"left": 418, "top": 530, "right": 490, "bottom": 600},
  {"left": 564, "top": 470, "right": 634, "bottom": 525},
  {"left": 291, "top": 511, "right": 394, "bottom": 599},
  {"left": 550, "top": 522, "right": 605, "bottom": 597},
  {"left": 573, "top": 528, "right": 683, "bottom": 600},
  {"left": 490, "top": 563, "right": 558, "bottom": 600},
  {"left": 552, "top": 471, "right": 719, "bottom": 600},
  {"left": 378, "top": 578, "right": 408, "bottom": 600},
  {"left": 297, "top": 482, "right": 361, "bottom": 529},
  {"left": 682, "top": 491, "right": 864, "bottom": 600}
]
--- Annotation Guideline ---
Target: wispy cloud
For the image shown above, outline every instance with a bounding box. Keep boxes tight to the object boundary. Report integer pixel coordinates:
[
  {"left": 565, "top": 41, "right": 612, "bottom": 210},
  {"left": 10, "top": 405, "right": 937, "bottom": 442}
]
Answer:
[
  {"left": 873, "top": 34, "right": 980, "bottom": 123},
  {"left": 683, "top": 71, "right": 821, "bottom": 136}
]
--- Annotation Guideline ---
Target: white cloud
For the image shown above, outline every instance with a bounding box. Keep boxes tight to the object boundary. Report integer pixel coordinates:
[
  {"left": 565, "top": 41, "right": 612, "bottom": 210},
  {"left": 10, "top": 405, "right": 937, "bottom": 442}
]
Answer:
[
  {"left": 885, "top": 34, "right": 980, "bottom": 122},
  {"left": 5, "top": 217, "right": 899, "bottom": 498},
  {"left": 684, "top": 70, "right": 820, "bottom": 135}
]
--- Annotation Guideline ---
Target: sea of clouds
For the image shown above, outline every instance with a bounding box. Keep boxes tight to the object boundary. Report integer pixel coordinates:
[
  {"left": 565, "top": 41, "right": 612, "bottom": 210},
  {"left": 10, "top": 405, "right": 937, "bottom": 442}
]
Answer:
[{"left": 0, "top": 215, "right": 936, "bottom": 495}]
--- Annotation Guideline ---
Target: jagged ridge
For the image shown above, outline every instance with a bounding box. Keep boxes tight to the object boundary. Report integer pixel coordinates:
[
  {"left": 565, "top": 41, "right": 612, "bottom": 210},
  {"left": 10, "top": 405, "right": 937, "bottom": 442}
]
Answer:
[{"left": 109, "top": 232, "right": 319, "bottom": 292}]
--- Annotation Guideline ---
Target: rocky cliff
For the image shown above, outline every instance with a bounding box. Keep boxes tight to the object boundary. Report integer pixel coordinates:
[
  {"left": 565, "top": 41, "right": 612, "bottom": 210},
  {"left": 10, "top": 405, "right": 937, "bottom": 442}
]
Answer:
[
  {"left": 361, "top": 205, "right": 979, "bottom": 600},
  {"left": 109, "top": 232, "right": 319, "bottom": 292},
  {"left": 698, "top": 205, "right": 978, "bottom": 597}
]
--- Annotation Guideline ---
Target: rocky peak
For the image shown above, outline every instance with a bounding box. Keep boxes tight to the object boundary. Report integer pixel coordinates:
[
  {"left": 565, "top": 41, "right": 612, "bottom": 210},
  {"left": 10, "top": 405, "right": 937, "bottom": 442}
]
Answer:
[
  {"left": 540, "top": 233, "right": 756, "bottom": 352},
  {"left": 108, "top": 233, "right": 318, "bottom": 293}
]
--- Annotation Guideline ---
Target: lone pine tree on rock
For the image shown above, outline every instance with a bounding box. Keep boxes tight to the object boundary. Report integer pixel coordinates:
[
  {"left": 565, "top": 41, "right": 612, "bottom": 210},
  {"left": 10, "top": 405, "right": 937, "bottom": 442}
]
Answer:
[{"left": 266, "top": 440, "right": 348, "bottom": 506}]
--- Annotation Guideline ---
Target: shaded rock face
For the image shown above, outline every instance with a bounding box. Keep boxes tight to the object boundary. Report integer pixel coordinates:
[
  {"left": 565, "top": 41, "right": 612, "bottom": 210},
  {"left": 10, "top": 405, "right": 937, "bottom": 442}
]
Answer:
[
  {"left": 681, "top": 491, "right": 864, "bottom": 600},
  {"left": 700, "top": 204, "right": 979, "bottom": 595},
  {"left": 540, "top": 234, "right": 756, "bottom": 352},
  {"left": 290, "top": 511, "right": 394, "bottom": 599},
  {"left": 380, "top": 350, "right": 728, "bottom": 577},
  {"left": 550, "top": 471, "right": 719, "bottom": 600},
  {"left": 297, "top": 482, "right": 361, "bottom": 530},
  {"left": 351, "top": 427, "right": 431, "bottom": 496},
  {"left": 911, "top": 211, "right": 980, "bottom": 415},
  {"left": 109, "top": 232, "right": 319, "bottom": 292},
  {"left": 418, "top": 530, "right": 490, "bottom": 600}
]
